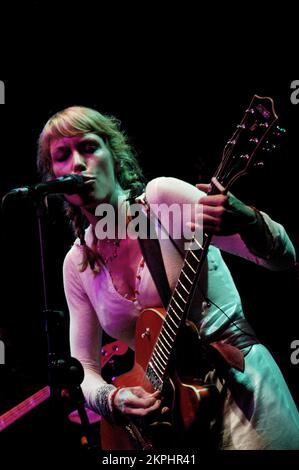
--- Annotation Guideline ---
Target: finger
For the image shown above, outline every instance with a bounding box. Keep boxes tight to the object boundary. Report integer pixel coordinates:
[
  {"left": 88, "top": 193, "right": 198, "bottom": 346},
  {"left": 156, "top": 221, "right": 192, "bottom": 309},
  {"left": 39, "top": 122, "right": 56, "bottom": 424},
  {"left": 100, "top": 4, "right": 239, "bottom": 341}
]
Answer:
[
  {"left": 161, "top": 406, "right": 170, "bottom": 414},
  {"left": 126, "top": 395, "right": 158, "bottom": 409},
  {"left": 199, "top": 194, "right": 227, "bottom": 206},
  {"left": 131, "top": 388, "right": 161, "bottom": 402},
  {"left": 124, "top": 399, "right": 162, "bottom": 417},
  {"left": 186, "top": 221, "right": 221, "bottom": 235},
  {"left": 196, "top": 205, "right": 225, "bottom": 217},
  {"left": 196, "top": 183, "right": 210, "bottom": 193}
]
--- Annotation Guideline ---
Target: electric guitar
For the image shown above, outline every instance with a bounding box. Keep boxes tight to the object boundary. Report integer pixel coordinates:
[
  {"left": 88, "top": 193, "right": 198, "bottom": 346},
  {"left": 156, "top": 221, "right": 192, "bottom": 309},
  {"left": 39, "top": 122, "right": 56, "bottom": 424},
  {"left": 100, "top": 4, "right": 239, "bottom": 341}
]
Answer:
[
  {"left": 101, "top": 95, "right": 280, "bottom": 450},
  {"left": 0, "top": 340, "right": 128, "bottom": 432}
]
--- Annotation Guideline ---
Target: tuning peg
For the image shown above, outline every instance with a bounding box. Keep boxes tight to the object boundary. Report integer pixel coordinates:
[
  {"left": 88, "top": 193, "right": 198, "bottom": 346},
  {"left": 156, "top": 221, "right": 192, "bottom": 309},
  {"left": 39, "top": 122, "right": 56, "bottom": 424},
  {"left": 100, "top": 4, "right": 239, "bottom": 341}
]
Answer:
[
  {"left": 262, "top": 140, "right": 277, "bottom": 152},
  {"left": 240, "top": 154, "right": 250, "bottom": 160},
  {"left": 254, "top": 161, "right": 264, "bottom": 168},
  {"left": 273, "top": 125, "right": 286, "bottom": 137},
  {"left": 259, "top": 122, "right": 269, "bottom": 128}
]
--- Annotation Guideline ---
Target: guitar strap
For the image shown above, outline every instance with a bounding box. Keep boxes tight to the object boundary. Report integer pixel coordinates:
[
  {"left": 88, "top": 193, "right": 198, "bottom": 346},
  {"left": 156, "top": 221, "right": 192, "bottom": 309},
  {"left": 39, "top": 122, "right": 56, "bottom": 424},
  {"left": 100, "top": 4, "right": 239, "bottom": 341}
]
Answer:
[{"left": 137, "top": 208, "right": 172, "bottom": 310}]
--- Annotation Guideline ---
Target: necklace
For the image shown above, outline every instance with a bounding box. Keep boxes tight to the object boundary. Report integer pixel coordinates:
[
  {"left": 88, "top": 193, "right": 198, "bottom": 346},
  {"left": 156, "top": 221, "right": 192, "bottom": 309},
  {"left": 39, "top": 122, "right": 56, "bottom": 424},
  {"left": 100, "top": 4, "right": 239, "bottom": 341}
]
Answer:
[
  {"left": 96, "top": 197, "right": 129, "bottom": 265},
  {"left": 98, "top": 238, "right": 121, "bottom": 265}
]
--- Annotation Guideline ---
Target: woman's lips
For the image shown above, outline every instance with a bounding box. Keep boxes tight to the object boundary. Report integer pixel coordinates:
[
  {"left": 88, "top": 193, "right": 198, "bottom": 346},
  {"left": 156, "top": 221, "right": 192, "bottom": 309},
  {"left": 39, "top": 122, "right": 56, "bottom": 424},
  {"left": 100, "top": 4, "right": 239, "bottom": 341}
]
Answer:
[{"left": 82, "top": 176, "right": 97, "bottom": 186}]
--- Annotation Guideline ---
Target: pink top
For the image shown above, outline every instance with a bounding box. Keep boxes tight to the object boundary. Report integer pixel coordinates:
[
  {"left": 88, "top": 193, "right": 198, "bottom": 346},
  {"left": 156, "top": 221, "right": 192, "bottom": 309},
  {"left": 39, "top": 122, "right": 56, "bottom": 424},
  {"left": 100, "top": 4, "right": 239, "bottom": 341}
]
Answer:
[{"left": 63, "top": 177, "right": 296, "bottom": 439}]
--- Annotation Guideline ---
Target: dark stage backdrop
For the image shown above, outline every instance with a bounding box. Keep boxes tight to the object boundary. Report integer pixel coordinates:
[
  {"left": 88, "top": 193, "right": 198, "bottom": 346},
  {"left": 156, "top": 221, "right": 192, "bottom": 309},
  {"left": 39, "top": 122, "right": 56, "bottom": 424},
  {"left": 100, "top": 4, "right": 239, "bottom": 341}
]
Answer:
[{"left": 0, "top": 72, "right": 298, "bottom": 463}]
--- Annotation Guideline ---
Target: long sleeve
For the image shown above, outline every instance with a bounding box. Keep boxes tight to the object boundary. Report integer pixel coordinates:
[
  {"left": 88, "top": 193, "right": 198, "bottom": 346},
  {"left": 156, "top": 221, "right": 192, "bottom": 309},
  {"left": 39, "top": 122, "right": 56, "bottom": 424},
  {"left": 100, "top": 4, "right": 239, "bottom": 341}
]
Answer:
[
  {"left": 63, "top": 249, "right": 107, "bottom": 410},
  {"left": 145, "top": 176, "right": 296, "bottom": 271}
]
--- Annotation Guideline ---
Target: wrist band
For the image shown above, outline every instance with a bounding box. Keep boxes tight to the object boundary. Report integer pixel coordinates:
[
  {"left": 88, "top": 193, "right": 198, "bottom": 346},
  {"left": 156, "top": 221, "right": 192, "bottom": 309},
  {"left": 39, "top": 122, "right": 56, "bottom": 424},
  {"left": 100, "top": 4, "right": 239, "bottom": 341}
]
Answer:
[
  {"left": 240, "top": 207, "right": 275, "bottom": 259},
  {"left": 95, "top": 384, "right": 117, "bottom": 421},
  {"left": 109, "top": 386, "right": 120, "bottom": 412}
]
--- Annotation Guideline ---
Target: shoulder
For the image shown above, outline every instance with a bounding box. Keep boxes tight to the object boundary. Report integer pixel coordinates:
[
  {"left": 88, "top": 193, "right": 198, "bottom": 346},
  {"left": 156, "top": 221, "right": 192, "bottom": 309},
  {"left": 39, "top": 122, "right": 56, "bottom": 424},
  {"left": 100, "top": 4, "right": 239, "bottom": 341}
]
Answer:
[
  {"left": 63, "top": 225, "right": 94, "bottom": 270},
  {"left": 145, "top": 176, "right": 205, "bottom": 205},
  {"left": 63, "top": 244, "right": 81, "bottom": 278}
]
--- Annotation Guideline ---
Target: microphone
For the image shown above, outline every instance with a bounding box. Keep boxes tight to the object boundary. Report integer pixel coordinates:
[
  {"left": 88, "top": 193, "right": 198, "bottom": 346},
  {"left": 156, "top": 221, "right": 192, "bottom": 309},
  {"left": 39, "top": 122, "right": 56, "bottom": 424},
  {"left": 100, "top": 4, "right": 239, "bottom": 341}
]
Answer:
[{"left": 3, "top": 174, "right": 85, "bottom": 201}]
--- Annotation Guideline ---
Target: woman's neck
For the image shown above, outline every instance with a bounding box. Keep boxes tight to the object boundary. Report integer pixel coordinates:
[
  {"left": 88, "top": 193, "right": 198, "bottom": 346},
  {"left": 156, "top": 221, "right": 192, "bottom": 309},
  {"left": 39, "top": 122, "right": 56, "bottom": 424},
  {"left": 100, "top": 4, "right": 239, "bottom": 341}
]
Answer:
[{"left": 81, "top": 184, "right": 128, "bottom": 229}]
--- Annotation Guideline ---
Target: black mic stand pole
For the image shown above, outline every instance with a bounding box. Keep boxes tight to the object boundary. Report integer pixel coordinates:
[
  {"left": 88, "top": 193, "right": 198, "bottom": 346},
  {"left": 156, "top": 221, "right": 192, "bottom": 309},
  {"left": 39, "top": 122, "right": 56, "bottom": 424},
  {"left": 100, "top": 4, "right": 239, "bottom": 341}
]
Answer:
[{"left": 35, "top": 195, "right": 95, "bottom": 453}]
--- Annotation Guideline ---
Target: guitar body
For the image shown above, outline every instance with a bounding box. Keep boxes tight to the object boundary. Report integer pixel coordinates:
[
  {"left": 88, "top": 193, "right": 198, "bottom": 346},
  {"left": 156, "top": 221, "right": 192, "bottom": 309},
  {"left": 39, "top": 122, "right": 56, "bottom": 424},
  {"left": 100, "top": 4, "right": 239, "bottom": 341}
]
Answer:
[{"left": 101, "top": 308, "right": 214, "bottom": 450}]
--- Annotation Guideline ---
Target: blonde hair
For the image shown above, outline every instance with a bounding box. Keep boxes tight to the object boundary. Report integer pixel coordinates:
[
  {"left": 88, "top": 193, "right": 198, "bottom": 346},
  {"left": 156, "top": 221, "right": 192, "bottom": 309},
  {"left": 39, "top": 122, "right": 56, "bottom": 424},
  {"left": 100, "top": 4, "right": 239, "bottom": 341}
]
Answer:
[{"left": 37, "top": 106, "right": 145, "bottom": 272}]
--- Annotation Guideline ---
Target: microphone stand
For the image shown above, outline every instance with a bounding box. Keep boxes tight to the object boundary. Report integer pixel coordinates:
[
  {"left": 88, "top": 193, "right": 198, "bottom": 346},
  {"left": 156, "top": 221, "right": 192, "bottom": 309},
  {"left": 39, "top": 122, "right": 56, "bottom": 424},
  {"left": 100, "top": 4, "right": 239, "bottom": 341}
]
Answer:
[{"left": 35, "top": 195, "right": 95, "bottom": 455}]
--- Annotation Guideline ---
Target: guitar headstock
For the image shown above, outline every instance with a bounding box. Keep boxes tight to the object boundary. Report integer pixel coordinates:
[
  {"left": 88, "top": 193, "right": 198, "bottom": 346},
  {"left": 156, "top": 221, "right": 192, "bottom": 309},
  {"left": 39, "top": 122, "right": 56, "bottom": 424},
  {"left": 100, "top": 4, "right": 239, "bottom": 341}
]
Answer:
[{"left": 214, "top": 95, "right": 280, "bottom": 192}]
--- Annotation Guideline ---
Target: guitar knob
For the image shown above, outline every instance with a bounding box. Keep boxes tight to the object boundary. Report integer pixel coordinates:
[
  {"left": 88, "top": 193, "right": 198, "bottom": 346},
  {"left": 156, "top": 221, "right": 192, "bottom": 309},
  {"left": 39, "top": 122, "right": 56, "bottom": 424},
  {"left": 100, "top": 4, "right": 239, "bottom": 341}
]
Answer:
[{"left": 141, "top": 328, "right": 150, "bottom": 339}]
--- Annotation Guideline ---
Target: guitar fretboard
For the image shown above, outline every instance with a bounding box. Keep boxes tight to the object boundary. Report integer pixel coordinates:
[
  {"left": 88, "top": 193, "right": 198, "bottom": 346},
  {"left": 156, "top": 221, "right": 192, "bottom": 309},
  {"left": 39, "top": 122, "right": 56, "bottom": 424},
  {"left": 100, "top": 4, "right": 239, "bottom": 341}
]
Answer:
[
  {"left": 146, "top": 232, "right": 211, "bottom": 389},
  {"left": 0, "top": 386, "right": 50, "bottom": 432}
]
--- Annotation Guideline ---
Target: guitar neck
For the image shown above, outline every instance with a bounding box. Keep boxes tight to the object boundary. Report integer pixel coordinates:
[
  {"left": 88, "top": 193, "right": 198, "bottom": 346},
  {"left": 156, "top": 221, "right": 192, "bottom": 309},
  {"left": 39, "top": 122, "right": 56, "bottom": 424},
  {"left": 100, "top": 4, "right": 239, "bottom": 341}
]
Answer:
[
  {"left": 0, "top": 386, "right": 50, "bottom": 432},
  {"left": 146, "top": 230, "right": 212, "bottom": 388}
]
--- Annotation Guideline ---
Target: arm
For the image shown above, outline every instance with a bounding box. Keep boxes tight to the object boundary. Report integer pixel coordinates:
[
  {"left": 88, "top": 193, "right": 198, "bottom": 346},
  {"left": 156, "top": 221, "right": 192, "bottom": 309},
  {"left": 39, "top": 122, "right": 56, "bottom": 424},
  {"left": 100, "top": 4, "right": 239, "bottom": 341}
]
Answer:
[
  {"left": 197, "top": 179, "right": 296, "bottom": 271},
  {"left": 63, "top": 250, "right": 108, "bottom": 412},
  {"left": 146, "top": 176, "right": 296, "bottom": 271},
  {"left": 63, "top": 248, "right": 161, "bottom": 420}
]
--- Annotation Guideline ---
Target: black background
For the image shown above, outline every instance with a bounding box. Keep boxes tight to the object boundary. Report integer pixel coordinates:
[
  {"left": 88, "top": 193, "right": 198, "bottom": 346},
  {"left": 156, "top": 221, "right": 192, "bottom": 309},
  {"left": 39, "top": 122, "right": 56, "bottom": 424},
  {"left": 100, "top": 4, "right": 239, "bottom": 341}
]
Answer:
[{"left": 0, "top": 3, "right": 298, "bottom": 466}]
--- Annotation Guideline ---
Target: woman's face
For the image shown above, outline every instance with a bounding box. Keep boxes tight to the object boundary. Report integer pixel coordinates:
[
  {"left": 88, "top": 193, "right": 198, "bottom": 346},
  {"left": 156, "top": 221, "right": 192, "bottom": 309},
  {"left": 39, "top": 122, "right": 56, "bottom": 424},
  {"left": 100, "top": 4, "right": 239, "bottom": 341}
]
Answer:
[{"left": 50, "top": 132, "right": 118, "bottom": 209}]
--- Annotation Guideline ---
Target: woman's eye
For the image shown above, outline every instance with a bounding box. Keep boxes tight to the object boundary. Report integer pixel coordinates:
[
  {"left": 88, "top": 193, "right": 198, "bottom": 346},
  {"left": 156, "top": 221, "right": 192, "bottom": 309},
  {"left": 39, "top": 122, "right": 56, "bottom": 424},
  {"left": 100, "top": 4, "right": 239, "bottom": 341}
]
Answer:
[
  {"left": 55, "top": 153, "right": 69, "bottom": 162},
  {"left": 83, "top": 143, "right": 98, "bottom": 153}
]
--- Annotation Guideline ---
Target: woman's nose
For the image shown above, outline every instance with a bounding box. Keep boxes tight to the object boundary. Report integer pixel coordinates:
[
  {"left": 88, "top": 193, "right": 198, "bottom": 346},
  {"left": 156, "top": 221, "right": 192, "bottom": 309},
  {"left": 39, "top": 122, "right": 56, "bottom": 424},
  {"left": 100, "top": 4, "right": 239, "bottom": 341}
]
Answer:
[{"left": 72, "top": 151, "right": 87, "bottom": 172}]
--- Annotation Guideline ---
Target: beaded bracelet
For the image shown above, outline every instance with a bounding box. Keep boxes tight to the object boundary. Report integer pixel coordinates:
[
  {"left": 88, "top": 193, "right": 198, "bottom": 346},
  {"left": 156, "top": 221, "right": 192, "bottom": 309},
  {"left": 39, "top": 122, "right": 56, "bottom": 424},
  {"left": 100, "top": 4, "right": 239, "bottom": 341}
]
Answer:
[{"left": 94, "top": 384, "right": 117, "bottom": 422}]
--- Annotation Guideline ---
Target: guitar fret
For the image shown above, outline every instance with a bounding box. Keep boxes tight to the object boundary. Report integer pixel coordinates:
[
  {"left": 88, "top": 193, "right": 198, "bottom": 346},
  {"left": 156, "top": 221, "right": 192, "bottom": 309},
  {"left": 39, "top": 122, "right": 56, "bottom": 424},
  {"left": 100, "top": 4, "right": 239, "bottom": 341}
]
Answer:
[
  {"left": 162, "top": 325, "right": 175, "bottom": 343},
  {"left": 193, "top": 237, "right": 203, "bottom": 250},
  {"left": 168, "top": 305, "right": 181, "bottom": 321},
  {"left": 168, "top": 312, "right": 179, "bottom": 329},
  {"left": 151, "top": 356, "right": 165, "bottom": 375},
  {"left": 178, "top": 279, "right": 189, "bottom": 295},
  {"left": 164, "top": 319, "right": 176, "bottom": 337},
  {"left": 175, "top": 289, "right": 187, "bottom": 304},
  {"left": 172, "top": 297, "right": 183, "bottom": 312},
  {"left": 181, "top": 269, "right": 192, "bottom": 284},
  {"left": 156, "top": 342, "right": 168, "bottom": 361},
  {"left": 159, "top": 331, "right": 172, "bottom": 350},
  {"left": 185, "top": 259, "right": 196, "bottom": 274},
  {"left": 156, "top": 337, "right": 171, "bottom": 355},
  {"left": 153, "top": 348, "right": 167, "bottom": 366},
  {"left": 148, "top": 361, "right": 162, "bottom": 380},
  {"left": 190, "top": 250, "right": 199, "bottom": 262},
  {"left": 189, "top": 254, "right": 199, "bottom": 271}
]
